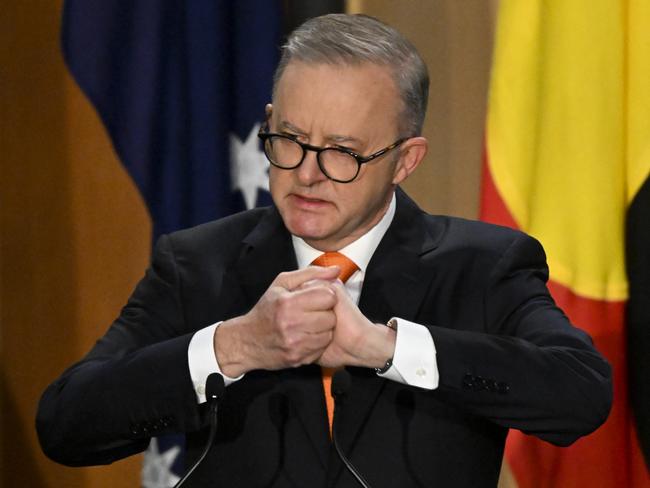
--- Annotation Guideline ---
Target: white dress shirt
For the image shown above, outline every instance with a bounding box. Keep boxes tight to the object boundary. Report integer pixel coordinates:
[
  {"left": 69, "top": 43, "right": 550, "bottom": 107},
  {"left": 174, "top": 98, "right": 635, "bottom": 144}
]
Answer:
[{"left": 188, "top": 192, "right": 438, "bottom": 403}]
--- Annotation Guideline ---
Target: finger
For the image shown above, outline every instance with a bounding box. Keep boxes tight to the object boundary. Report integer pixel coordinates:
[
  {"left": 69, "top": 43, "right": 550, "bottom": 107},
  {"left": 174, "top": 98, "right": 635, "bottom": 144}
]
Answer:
[
  {"left": 279, "top": 326, "right": 333, "bottom": 368},
  {"left": 300, "top": 310, "right": 337, "bottom": 333},
  {"left": 300, "top": 330, "right": 335, "bottom": 361},
  {"left": 274, "top": 266, "right": 341, "bottom": 291},
  {"left": 290, "top": 286, "right": 338, "bottom": 312},
  {"left": 298, "top": 278, "right": 337, "bottom": 291}
]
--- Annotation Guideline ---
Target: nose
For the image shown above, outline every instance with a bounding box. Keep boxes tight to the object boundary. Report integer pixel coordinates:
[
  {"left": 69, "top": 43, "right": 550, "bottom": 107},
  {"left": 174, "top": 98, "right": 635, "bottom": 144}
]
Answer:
[{"left": 295, "top": 148, "right": 327, "bottom": 186}]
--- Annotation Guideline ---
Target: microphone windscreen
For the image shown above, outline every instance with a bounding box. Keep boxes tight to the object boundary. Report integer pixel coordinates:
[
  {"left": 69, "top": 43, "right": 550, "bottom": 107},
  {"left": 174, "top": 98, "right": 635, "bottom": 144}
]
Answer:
[
  {"left": 206, "top": 373, "right": 225, "bottom": 401},
  {"left": 331, "top": 369, "right": 351, "bottom": 399}
]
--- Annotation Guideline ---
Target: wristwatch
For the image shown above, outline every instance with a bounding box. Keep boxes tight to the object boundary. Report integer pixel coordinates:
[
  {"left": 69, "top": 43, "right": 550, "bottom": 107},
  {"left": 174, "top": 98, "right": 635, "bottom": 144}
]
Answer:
[{"left": 374, "top": 319, "right": 397, "bottom": 374}]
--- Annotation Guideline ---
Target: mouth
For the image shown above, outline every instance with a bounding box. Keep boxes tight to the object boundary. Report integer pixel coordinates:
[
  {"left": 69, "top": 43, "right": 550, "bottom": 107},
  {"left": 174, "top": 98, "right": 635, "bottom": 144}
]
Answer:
[{"left": 289, "top": 193, "right": 332, "bottom": 210}]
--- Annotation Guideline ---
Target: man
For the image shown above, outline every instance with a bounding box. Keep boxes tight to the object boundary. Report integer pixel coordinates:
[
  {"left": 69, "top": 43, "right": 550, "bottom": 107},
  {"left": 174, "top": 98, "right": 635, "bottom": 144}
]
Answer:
[{"left": 37, "top": 14, "right": 612, "bottom": 487}]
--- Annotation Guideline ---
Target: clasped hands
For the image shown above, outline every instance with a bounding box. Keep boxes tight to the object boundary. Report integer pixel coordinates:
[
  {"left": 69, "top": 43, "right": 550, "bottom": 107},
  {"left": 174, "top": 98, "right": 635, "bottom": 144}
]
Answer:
[{"left": 214, "top": 266, "right": 396, "bottom": 378}]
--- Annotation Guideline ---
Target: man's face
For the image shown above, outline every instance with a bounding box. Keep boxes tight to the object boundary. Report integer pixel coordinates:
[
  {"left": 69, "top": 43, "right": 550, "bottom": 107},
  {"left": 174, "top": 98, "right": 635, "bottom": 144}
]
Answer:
[{"left": 269, "top": 61, "right": 412, "bottom": 251}]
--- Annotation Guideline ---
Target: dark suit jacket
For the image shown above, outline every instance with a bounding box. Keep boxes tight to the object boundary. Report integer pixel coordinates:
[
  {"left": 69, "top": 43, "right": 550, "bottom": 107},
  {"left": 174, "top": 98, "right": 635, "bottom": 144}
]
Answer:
[{"left": 37, "top": 189, "right": 612, "bottom": 487}]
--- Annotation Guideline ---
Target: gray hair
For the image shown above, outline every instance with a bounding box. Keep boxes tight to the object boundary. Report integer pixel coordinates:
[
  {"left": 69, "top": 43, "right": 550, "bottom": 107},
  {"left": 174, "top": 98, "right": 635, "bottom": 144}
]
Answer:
[{"left": 272, "top": 14, "right": 429, "bottom": 137}]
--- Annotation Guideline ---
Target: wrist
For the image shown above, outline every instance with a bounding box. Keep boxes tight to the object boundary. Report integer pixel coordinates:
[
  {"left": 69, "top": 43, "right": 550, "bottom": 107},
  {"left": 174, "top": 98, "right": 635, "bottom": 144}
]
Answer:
[
  {"left": 358, "top": 319, "right": 396, "bottom": 369},
  {"left": 213, "top": 316, "right": 250, "bottom": 377},
  {"left": 374, "top": 319, "right": 397, "bottom": 373}
]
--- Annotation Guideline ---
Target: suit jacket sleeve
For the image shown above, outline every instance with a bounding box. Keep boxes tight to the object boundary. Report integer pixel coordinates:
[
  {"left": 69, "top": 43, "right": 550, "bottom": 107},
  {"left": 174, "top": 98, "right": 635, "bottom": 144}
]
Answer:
[
  {"left": 427, "top": 231, "right": 612, "bottom": 446},
  {"left": 36, "top": 234, "right": 207, "bottom": 466}
]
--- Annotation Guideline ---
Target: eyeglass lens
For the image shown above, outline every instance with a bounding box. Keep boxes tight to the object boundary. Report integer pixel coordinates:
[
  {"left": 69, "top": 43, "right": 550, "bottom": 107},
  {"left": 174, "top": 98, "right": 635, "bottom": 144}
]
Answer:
[{"left": 264, "top": 136, "right": 359, "bottom": 182}]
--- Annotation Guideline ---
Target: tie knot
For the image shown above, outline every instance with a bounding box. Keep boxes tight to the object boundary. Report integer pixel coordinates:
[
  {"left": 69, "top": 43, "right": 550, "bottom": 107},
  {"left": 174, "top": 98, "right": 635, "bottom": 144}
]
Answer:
[{"left": 311, "top": 252, "right": 359, "bottom": 283}]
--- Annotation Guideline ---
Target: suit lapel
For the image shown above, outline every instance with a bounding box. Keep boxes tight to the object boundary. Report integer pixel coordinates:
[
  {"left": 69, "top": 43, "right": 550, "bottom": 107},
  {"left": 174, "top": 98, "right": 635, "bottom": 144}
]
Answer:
[
  {"left": 233, "top": 207, "right": 331, "bottom": 467},
  {"left": 235, "top": 206, "right": 297, "bottom": 302},
  {"left": 339, "top": 189, "right": 443, "bottom": 456}
]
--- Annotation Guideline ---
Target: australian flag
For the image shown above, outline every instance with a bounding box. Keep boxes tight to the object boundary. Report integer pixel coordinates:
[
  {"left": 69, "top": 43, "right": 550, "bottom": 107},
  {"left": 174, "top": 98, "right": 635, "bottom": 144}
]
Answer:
[{"left": 61, "top": 1, "right": 282, "bottom": 486}]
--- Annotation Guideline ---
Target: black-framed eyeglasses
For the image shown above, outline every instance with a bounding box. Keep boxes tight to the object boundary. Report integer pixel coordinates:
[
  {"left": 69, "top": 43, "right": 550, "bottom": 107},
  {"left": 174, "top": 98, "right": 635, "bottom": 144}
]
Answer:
[{"left": 258, "top": 125, "right": 407, "bottom": 183}]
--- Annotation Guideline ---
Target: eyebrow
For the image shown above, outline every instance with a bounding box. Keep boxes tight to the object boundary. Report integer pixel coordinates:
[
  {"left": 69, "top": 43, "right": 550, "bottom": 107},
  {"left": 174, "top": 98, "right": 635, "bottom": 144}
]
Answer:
[{"left": 279, "top": 120, "right": 362, "bottom": 145}]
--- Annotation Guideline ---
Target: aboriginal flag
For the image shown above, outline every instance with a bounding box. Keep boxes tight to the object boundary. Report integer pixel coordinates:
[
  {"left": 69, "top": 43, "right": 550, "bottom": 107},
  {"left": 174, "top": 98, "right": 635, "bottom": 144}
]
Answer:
[{"left": 482, "top": 1, "right": 650, "bottom": 486}]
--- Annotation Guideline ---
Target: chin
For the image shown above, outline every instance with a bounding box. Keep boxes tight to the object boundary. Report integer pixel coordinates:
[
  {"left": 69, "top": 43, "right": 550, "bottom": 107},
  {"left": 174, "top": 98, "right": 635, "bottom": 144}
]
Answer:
[
  {"left": 289, "top": 224, "right": 328, "bottom": 242},
  {"left": 285, "top": 217, "right": 330, "bottom": 242}
]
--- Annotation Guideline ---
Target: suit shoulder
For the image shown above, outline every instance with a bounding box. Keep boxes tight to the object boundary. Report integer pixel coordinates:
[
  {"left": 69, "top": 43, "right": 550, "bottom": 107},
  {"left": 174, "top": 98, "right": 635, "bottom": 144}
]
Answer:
[
  {"left": 161, "top": 207, "right": 273, "bottom": 254},
  {"left": 423, "top": 213, "right": 544, "bottom": 259},
  {"left": 415, "top": 213, "right": 550, "bottom": 289},
  {"left": 397, "top": 190, "right": 536, "bottom": 255}
]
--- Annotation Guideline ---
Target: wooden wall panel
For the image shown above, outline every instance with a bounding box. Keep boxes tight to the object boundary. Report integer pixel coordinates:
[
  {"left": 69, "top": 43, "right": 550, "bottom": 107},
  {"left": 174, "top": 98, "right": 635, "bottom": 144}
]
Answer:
[
  {"left": 1, "top": 2, "right": 150, "bottom": 486},
  {"left": 348, "top": 0, "right": 495, "bottom": 219}
]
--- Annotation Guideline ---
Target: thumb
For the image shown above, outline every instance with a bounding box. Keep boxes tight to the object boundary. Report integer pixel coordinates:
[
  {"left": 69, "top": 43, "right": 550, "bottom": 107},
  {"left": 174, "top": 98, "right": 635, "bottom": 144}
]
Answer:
[{"left": 331, "top": 279, "right": 353, "bottom": 302}]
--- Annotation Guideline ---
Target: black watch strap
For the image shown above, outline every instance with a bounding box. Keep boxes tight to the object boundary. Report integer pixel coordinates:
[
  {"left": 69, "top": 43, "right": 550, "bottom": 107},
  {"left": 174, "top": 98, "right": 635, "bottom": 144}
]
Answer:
[
  {"left": 374, "top": 319, "right": 397, "bottom": 374},
  {"left": 375, "top": 357, "right": 393, "bottom": 375}
]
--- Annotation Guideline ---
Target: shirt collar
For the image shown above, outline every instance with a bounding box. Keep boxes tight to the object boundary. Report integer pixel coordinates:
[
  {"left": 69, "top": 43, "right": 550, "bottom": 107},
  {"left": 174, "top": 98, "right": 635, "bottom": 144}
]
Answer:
[{"left": 292, "top": 191, "right": 396, "bottom": 271}]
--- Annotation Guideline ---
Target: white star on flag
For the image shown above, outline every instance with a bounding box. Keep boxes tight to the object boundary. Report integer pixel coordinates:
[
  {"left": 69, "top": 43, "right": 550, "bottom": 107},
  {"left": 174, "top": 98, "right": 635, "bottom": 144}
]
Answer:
[
  {"left": 230, "top": 122, "right": 270, "bottom": 209},
  {"left": 141, "top": 438, "right": 181, "bottom": 488}
]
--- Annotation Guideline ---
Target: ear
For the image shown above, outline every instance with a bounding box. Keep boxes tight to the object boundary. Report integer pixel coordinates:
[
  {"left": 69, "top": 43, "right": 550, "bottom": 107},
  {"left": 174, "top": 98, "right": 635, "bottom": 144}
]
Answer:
[
  {"left": 265, "top": 103, "right": 273, "bottom": 119},
  {"left": 392, "top": 137, "right": 428, "bottom": 185}
]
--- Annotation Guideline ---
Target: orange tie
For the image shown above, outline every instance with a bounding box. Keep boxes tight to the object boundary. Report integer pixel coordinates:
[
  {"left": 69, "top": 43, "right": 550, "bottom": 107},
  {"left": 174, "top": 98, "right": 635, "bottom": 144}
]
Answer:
[{"left": 311, "top": 252, "right": 359, "bottom": 435}]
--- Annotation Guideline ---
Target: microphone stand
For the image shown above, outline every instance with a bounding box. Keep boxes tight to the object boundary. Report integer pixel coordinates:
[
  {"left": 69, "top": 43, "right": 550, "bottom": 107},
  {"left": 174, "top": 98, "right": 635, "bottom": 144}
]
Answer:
[
  {"left": 331, "top": 369, "right": 372, "bottom": 488},
  {"left": 173, "top": 373, "right": 225, "bottom": 488}
]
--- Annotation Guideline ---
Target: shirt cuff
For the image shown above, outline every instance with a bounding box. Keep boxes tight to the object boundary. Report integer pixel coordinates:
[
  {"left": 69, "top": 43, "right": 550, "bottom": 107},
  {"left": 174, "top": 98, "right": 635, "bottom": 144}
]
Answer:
[
  {"left": 187, "top": 322, "right": 244, "bottom": 403},
  {"left": 377, "top": 317, "right": 438, "bottom": 390}
]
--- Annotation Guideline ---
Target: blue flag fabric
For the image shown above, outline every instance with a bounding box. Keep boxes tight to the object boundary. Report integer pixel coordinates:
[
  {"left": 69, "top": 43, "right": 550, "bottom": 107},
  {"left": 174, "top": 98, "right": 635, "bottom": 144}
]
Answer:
[
  {"left": 61, "top": 1, "right": 281, "bottom": 485},
  {"left": 62, "top": 0, "right": 281, "bottom": 239}
]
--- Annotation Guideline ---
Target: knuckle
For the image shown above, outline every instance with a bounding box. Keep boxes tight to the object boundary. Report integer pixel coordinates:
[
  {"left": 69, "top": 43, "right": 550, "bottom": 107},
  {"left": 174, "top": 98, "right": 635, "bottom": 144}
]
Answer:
[
  {"left": 276, "top": 292, "right": 290, "bottom": 307},
  {"left": 276, "top": 271, "right": 290, "bottom": 282},
  {"left": 282, "top": 333, "right": 298, "bottom": 349},
  {"left": 284, "top": 349, "right": 303, "bottom": 367},
  {"left": 275, "top": 296, "right": 294, "bottom": 322},
  {"left": 276, "top": 323, "right": 293, "bottom": 347},
  {"left": 275, "top": 314, "right": 298, "bottom": 337}
]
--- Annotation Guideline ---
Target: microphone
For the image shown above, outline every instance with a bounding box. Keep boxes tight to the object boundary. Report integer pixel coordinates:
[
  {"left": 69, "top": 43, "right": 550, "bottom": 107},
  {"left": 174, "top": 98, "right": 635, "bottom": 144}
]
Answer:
[
  {"left": 173, "top": 373, "right": 225, "bottom": 488},
  {"left": 331, "top": 369, "right": 372, "bottom": 488},
  {"left": 206, "top": 373, "right": 226, "bottom": 403}
]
